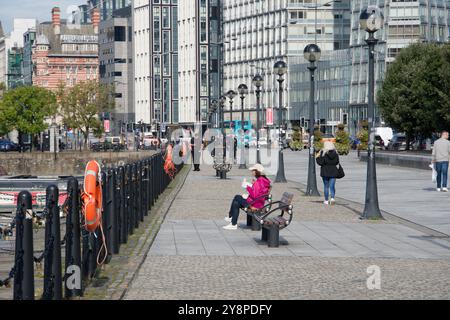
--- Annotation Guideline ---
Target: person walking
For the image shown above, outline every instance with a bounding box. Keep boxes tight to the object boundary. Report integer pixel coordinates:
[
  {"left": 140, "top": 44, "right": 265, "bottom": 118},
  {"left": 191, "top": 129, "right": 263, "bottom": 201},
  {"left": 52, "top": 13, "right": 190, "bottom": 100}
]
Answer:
[
  {"left": 316, "top": 141, "right": 341, "bottom": 205},
  {"left": 432, "top": 130, "right": 450, "bottom": 192}
]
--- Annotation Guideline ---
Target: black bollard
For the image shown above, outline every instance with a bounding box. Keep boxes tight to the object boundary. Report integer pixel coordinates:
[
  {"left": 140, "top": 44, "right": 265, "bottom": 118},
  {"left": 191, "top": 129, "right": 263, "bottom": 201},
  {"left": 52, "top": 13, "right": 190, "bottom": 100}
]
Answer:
[
  {"left": 138, "top": 162, "right": 144, "bottom": 222},
  {"left": 43, "top": 185, "right": 62, "bottom": 300},
  {"left": 146, "top": 160, "right": 151, "bottom": 214},
  {"left": 13, "top": 191, "right": 34, "bottom": 300},
  {"left": 65, "top": 177, "right": 81, "bottom": 299}
]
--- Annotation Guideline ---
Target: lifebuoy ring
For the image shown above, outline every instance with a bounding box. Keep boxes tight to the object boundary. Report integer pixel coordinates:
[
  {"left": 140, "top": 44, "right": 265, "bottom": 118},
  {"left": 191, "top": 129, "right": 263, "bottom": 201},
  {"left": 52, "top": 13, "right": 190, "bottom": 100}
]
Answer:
[
  {"left": 152, "top": 139, "right": 159, "bottom": 146},
  {"left": 164, "top": 144, "right": 177, "bottom": 179},
  {"left": 81, "top": 160, "right": 103, "bottom": 233}
]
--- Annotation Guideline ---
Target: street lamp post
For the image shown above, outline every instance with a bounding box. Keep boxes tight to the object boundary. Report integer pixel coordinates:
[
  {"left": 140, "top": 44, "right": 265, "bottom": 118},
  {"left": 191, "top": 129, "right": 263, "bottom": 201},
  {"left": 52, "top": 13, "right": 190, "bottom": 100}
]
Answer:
[
  {"left": 304, "top": 44, "right": 321, "bottom": 197},
  {"left": 238, "top": 84, "right": 248, "bottom": 169},
  {"left": 219, "top": 95, "right": 227, "bottom": 179},
  {"left": 360, "top": 6, "right": 384, "bottom": 220},
  {"left": 252, "top": 75, "right": 263, "bottom": 164},
  {"left": 274, "top": 61, "right": 288, "bottom": 183},
  {"left": 226, "top": 90, "right": 237, "bottom": 162}
]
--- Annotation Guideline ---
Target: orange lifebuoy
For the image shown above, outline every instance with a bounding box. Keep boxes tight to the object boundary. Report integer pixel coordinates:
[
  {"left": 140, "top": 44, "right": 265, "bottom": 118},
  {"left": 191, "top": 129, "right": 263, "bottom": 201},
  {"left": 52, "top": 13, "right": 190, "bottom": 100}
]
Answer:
[
  {"left": 81, "top": 160, "right": 103, "bottom": 233},
  {"left": 164, "top": 144, "right": 177, "bottom": 179}
]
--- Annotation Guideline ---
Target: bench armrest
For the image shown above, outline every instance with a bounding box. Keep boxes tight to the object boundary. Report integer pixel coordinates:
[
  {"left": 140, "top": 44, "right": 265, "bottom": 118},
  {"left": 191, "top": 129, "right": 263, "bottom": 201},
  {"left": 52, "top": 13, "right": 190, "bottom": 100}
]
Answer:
[{"left": 258, "top": 203, "right": 292, "bottom": 222}]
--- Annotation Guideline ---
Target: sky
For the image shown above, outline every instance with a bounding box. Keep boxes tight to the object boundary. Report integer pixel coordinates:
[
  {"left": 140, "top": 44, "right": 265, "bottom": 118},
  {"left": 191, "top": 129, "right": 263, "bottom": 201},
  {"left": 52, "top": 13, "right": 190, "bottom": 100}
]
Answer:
[{"left": 0, "top": 0, "right": 85, "bottom": 35}]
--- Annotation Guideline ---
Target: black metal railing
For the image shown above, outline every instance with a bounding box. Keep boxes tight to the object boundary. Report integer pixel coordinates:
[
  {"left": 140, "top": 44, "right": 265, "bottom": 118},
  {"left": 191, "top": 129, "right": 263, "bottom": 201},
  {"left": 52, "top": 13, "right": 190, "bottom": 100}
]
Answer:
[{"left": 1, "top": 152, "right": 182, "bottom": 300}]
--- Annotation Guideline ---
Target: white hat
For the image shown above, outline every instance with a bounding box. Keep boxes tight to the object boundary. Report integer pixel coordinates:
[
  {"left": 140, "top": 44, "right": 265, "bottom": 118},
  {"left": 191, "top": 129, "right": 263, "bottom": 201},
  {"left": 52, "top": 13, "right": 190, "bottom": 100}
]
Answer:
[{"left": 249, "top": 164, "right": 265, "bottom": 174}]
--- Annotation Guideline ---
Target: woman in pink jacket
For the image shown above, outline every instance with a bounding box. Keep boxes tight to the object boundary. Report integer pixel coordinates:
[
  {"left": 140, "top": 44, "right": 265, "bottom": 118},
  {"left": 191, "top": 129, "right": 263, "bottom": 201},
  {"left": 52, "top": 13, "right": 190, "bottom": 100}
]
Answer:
[{"left": 223, "top": 164, "right": 271, "bottom": 230}]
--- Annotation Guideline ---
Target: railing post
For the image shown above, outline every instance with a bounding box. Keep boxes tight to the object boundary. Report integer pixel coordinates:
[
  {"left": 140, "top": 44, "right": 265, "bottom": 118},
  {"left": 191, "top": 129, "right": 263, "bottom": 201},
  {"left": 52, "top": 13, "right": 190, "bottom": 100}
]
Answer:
[
  {"left": 118, "top": 166, "right": 127, "bottom": 244},
  {"left": 132, "top": 163, "right": 139, "bottom": 229},
  {"left": 138, "top": 161, "right": 144, "bottom": 222},
  {"left": 146, "top": 159, "right": 151, "bottom": 214},
  {"left": 13, "top": 191, "right": 34, "bottom": 300},
  {"left": 108, "top": 169, "right": 119, "bottom": 255},
  {"left": 101, "top": 170, "right": 110, "bottom": 264},
  {"left": 43, "top": 185, "right": 62, "bottom": 300},
  {"left": 126, "top": 164, "right": 134, "bottom": 235},
  {"left": 65, "top": 177, "right": 81, "bottom": 299}
]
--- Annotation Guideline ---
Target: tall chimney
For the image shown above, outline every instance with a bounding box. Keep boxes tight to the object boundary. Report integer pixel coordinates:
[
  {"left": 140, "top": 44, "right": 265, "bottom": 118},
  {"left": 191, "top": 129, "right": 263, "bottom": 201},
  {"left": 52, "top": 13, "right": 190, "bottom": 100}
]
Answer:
[
  {"left": 91, "top": 8, "right": 100, "bottom": 34},
  {"left": 52, "top": 7, "right": 61, "bottom": 35}
]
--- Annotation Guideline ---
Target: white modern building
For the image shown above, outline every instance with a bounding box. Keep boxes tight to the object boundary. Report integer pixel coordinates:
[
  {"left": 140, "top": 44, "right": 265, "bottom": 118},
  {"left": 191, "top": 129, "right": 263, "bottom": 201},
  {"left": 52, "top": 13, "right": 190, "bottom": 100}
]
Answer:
[
  {"left": 178, "top": 0, "right": 221, "bottom": 125},
  {"left": 222, "top": 0, "right": 351, "bottom": 125},
  {"left": 133, "top": 0, "right": 178, "bottom": 131}
]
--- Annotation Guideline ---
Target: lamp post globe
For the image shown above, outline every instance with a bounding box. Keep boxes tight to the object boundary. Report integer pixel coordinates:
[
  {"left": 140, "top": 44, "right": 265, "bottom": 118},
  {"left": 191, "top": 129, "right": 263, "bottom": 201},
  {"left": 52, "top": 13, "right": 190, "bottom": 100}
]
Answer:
[
  {"left": 303, "top": 44, "right": 321, "bottom": 63},
  {"left": 304, "top": 43, "right": 321, "bottom": 196},
  {"left": 252, "top": 75, "right": 263, "bottom": 164},
  {"left": 238, "top": 84, "right": 248, "bottom": 169},
  {"left": 359, "top": 6, "right": 384, "bottom": 33},
  {"left": 273, "top": 60, "right": 288, "bottom": 183}
]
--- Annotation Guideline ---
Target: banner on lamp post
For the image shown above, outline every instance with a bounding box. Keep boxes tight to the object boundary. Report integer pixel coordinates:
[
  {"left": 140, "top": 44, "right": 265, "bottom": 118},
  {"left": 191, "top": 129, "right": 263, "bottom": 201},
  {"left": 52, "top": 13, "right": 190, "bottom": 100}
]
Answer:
[
  {"left": 266, "top": 108, "right": 274, "bottom": 126},
  {"left": 104, "top": 120, "right": 110, "bottom": 133}
]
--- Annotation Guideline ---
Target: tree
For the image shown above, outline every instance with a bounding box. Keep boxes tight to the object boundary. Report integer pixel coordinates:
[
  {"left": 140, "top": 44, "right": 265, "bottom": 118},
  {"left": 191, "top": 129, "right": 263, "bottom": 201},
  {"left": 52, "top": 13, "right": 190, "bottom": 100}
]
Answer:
[
  {"left": 0, "top": 86, "right": 57, "bottom": 139},
  {"left": 437, "top": 44, "right": 450, "bottom": 131},
  {"left": 377, "top": 43, "right": 444, "bottom": 149},
  {"left": 335, "top": 124, "right": 351, "bottom": 155},
  {"left": 58, "top": 80, "right": 115, "bottom": 149},
  {"left": 289, "top": 126, "right": 303, "bottom": 151}
]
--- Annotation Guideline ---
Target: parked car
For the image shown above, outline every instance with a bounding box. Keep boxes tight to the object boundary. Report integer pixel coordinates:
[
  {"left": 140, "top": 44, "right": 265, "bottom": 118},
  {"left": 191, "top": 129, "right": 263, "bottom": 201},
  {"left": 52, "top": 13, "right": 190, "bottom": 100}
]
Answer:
[
  {"left": 375, "top": 135, "right": 385, "bottom": 150},
  {"left": 387, "top": 134, "right": 407, "bottom": 151},
  {"left": 0, "top": 139, "right": 20, "bottom": 152}
]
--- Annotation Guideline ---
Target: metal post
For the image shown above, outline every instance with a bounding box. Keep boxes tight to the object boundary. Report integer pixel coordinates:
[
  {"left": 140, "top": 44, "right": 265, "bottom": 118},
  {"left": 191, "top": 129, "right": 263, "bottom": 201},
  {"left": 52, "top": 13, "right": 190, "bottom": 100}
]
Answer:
[
  {"left": 221, "top": 104, "right": 227, "bottom": 179},
  {"left": 275, "top": 77, "right": 287, "bottom": 183},
  {"left": 139, "top": 162, "right": 144, "bottom": 222},
  {"left": 239, "top": 95, "right": 247, "bottom": 169},
  {"left": 127, "top": 164, "right": 135, "bottom": 234},
  {"left": 108, "top": 169, "right": 119, "bottom": 254},
  {"left": 306, "top": 62, "right": 320, "bottom": 196},
  {"left": 14, "top": 191, "right": 34, "bottom": 300},
  {"left": 65, "top": 177, "right": 81, "bottom": 298},
  {"left": 362, "top": 32, "right": 382, "bottom": 220},
  {"left": 43, "top": 185, "right": 62, "bottom": 300},
  {"left": 101, "top": 171, "right": 111, "bottom": 264},
  {"left": 256, "top": 88, "right": 261, "bottom": 164},
  {"left": 118, "top": 166, "right": 127, "bottom": 244}
]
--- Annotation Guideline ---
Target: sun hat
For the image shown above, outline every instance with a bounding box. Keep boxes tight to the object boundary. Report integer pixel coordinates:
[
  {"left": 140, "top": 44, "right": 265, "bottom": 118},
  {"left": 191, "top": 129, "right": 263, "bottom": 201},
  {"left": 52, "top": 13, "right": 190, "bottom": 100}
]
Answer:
[{"left": 249, "top": 163, "right": 265, "bottom": 174}]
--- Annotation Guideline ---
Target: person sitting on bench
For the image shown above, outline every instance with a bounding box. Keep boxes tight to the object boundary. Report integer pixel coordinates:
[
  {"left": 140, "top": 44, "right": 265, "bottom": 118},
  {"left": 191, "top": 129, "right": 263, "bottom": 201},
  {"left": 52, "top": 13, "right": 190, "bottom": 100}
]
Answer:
[{"left": 223, "top": 164, "right": 271, "bottom": 230}]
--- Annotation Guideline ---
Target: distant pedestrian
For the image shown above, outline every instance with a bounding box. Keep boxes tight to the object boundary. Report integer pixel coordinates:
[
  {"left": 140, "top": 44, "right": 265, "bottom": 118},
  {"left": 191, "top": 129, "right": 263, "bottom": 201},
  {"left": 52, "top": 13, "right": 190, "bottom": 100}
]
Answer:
[
  {"left": 191, "top": 133, "right": 202, "bottom": 172},
  {"left": 316, "top": 141, "right": 342, "bottom": 205},
  {"left": 432, "top": 130, "right": 450, "bottom": 192}
]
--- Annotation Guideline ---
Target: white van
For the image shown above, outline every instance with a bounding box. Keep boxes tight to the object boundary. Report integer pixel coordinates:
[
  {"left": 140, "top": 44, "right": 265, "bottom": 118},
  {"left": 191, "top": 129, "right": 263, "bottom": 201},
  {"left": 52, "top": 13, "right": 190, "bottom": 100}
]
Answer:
[{"left": 374, "top": 127, "right": 393, "bottom": 147}]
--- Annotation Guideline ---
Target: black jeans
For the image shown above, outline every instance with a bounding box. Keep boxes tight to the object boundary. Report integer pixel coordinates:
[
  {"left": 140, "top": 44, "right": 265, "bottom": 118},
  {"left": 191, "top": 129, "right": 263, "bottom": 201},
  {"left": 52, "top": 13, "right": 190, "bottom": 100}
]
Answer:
[{"left": 229, "top": 195, "right": 249, "bottom": 225}]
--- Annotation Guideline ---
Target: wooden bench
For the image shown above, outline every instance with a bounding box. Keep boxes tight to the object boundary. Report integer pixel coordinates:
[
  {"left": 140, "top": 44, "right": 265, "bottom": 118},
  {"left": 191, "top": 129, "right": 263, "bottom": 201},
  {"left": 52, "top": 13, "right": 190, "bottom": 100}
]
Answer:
[
  {"left": 256, "top": 192, "right": 294, "bottom": 248},
  {"left": 241, "top": 191, "right": 273, "bottom": 231}
]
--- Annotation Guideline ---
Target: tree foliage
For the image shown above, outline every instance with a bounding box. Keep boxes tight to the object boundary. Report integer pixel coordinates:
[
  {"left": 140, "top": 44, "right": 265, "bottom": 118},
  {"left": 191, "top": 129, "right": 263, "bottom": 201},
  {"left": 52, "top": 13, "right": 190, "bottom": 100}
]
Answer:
[
  {"left": 377, "top": 43, "right": 450, "bottom": 145},
  {"left": 0, "top": 86, "right": 57, "bottom": 136},
  {"left": 314, "top": 126, "right": 323, "bottom": 151},
  {"left": 289, "top": 126, "right": 303, "bottom": 151},
  {"left": 57, "top": 80, "right": 115, "bottom": 148}
]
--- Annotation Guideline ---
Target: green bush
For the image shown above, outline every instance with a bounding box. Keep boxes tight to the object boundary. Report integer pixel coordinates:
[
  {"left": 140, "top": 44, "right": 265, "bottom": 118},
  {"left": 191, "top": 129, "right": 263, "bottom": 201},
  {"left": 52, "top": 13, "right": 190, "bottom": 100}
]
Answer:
[
  {"left": 314, "top": 128, "right": 323, "bottom": 151},
  {"left": 289, "top": 127, "right": 303, "bottom": 151},
  {"left": 357, "top": 128, "right": 369, "bottom": 151},
  {"left": 335, "top": 124, "right": 351, "bottom": 155}
]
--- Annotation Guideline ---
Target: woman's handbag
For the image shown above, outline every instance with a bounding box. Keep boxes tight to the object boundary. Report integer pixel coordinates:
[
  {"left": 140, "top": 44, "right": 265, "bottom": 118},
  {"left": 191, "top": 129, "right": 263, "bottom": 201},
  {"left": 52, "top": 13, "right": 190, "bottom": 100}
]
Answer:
[{"left": 336, "top": 164, "right": 345, "bottom": 179}]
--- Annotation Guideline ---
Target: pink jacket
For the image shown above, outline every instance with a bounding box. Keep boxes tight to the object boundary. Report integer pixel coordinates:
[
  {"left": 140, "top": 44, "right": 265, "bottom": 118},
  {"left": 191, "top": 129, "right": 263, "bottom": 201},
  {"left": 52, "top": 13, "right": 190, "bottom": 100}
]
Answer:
[{"left": 246, "top": 176, "right": 271, "bottom": 209}]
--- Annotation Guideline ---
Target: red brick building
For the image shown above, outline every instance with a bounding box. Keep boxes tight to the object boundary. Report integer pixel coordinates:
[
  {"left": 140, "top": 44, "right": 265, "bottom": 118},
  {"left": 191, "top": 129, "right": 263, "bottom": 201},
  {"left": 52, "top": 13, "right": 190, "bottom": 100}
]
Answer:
[{"left": 32, "top": 7, "right": 100, "bottom": 90}]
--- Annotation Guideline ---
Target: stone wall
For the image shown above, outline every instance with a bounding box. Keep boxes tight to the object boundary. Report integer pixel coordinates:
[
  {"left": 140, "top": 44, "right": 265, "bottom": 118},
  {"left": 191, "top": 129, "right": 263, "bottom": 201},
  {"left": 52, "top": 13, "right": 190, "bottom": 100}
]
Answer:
[
  {"left": 0, "top": 151, "right": 157, "bottom": 176},
  {"left": 359, "top": 152, "right": 431, "bottom": 170}
]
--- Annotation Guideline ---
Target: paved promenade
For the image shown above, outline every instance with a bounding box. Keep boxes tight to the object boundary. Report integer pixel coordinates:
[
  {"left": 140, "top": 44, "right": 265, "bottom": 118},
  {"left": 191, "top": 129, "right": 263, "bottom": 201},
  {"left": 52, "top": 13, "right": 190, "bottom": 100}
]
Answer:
[
  {"left": 124, "top": 163, "right": 450, "bottom": 300},
  {"left": 277, "top": 150, "right": 450, "bottom": 235}
]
